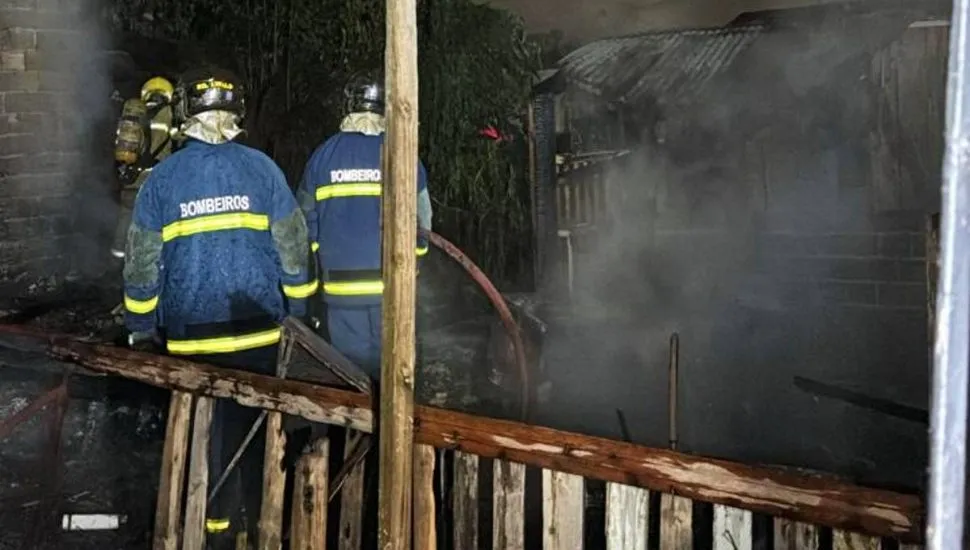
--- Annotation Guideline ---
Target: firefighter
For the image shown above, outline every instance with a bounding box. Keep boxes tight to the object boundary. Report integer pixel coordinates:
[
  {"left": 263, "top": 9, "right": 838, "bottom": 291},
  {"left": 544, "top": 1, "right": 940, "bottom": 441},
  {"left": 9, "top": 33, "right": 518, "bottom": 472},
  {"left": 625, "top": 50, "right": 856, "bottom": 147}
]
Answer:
[
  {"left": 122, "top": 66, "right": 316, "bottom": 549},
  {"left": 111, "top": 75, "right": 180, "bottom": 260},
  {"left": 297, "top": 70, "right": 433, "bottom": 379}
]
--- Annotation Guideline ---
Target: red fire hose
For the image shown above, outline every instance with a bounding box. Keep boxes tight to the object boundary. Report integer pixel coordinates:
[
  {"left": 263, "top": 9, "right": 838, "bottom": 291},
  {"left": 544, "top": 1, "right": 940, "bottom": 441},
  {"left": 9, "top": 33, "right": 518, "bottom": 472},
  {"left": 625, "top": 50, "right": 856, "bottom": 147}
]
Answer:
[{"left": 425, "top": 230, "right": 531, "bottom": 421}]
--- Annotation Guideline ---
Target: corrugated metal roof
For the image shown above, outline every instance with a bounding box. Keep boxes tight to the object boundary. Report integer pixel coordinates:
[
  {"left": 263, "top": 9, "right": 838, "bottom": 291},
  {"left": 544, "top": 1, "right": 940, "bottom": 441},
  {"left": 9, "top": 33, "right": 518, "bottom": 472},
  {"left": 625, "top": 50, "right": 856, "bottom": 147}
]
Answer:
[{"left": 556, "top": 25, "right": 764, "bottom": 107}]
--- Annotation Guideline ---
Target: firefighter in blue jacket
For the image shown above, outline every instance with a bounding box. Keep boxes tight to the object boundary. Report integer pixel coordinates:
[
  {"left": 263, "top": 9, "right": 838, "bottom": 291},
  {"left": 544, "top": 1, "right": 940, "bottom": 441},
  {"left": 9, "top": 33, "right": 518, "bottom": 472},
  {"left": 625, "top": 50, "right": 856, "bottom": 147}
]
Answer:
[
  {"left": 298, "top": 70, "right": 433, "bottom": 379},
  {"left": 122, "top": 66, "right": 316, "bottom": 548}
]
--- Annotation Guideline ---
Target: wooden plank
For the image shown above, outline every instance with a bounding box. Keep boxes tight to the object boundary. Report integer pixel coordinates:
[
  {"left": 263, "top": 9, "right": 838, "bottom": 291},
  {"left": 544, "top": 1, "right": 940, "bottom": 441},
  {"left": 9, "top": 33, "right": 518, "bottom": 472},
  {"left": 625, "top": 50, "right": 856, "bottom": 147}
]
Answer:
[
  {"left": 605, "top": 483, "right": 649, "bottom": 550},
  {"left": 452, "top": 451, "right": 479, "bottom": 550},
  {"left": 291, "top": 438, "right": 329, "bottom": 550},
  {"left": 713, "top": 505, "right": 752, "bottom": 550},
  {"left": 46, "top": 338, "right": 925, "bottom": 543},
  {"left": 453, "top": 451, "right": 479, "bottom": 550},
  {"left": 338, "top": 431, "right": 365, "bottom": 550},
  {"left": 832, "top": 531, "right": 882, "bottom": 550},
  {"left": 659, "top": 494, "right": 692, "bottom": 550},
  {"left": 182, "top": 396, "right": 213, "bottom": 550},
  {"left": 281, "top": 317, "right": 372, "bottom": 394},
  {"left": 773, "top": 518, "right": 820, "bottom": 550},
  {"left": 542, "top": 470, "right": 584, "bottom": 550},
  {"left": 153, "top": 391, "right": 192, "bottom": 550},
  {"left": 493, "top": 460, "right": 525, "bottom": 550},
  {"left": 378, "top": 0, "right": 420, "bottom": 546},
  {"left": 258, "top": 411, "right": 287, "bottom": 550},
  {"left": 413, "top": 444, "right": 437, "bottom": 550}
]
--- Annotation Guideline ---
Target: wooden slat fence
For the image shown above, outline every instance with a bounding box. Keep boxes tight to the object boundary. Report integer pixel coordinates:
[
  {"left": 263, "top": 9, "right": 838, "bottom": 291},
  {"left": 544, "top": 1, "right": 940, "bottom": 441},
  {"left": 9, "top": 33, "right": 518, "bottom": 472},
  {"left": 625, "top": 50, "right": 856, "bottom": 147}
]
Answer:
[{"left": 270, "top": 430, "right": 923, "bottom": 550}]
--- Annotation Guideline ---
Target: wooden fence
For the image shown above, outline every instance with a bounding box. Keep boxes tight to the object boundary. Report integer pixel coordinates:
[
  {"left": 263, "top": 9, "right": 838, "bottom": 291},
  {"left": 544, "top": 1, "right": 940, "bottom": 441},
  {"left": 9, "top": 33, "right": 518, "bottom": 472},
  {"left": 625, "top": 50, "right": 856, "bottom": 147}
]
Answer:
[{"left": 26, "top": 327, "right": 924, "bottom": 550}]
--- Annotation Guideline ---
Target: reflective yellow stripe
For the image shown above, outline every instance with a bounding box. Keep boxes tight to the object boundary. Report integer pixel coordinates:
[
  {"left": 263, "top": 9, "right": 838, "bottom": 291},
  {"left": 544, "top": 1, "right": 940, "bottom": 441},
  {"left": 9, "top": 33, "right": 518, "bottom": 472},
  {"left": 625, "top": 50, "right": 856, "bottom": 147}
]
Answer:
[
  {"left": 322, "top": 280, "right": 384, "bottom": 296},
  {"left": 311, "top": 242, "right": 320, "bottom": 253},
  {"left": 315, "top": 182, "right": 382, "bottom": 201},
  {"left": 283, "top": 279, "right": 319, "bottom": 299},
  {"left": 161, "top": 212, "right": 270, "bottom": 242},
  {"left": 416, "top": 245, "right": 429, "bottom": 257},
  {"left": 205, "top": 518, "right": 230, "bottom": 533},
  {"left": 167, "top": 328, "right": 282, "bottom": 355},
  {"left": 124, "top": 294, "right": 158, "bottom": 314}
]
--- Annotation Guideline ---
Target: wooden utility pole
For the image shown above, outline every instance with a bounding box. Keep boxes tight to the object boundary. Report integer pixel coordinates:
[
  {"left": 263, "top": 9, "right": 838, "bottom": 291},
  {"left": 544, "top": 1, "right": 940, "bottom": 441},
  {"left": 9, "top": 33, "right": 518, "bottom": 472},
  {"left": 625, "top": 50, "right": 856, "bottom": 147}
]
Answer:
[{"left": 380, "top": 0, "right": 420, "bottom": 545}]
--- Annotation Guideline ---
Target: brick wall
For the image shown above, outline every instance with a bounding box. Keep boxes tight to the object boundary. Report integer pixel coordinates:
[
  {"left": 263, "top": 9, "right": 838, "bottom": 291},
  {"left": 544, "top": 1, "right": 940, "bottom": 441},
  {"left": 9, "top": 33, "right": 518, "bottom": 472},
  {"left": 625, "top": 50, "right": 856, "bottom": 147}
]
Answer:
[
  {"left": 757, "top": 229, "right": 927, "bottom": 311},
  {"left": 0, "top": 0, "right": 102, "bottom": 291},
  {"left": 642, "top": 225, "right": 928, "bottom": 313}
]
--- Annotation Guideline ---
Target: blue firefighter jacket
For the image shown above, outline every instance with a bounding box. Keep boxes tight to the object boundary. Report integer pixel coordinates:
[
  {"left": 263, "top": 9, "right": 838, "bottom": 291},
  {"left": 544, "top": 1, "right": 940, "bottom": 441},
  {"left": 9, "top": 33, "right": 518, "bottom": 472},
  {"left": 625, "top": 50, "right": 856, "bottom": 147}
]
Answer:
[
  {"left": 298, "top": 131, "right": 428, "bottom": 306},
  {"left": 123, "top": 139, "right": 317, "bottom": 355}
]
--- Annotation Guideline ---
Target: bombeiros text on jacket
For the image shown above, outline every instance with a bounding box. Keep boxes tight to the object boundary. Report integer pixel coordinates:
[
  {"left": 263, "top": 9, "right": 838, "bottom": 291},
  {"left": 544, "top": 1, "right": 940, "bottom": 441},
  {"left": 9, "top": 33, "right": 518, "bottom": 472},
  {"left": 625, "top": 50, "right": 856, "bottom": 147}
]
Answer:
[
  {"left": 179, "top": 195, "right": 251, "bottom": 218},
  {"left": 330, "top": 169, "right": 381, "bottom": 183}
]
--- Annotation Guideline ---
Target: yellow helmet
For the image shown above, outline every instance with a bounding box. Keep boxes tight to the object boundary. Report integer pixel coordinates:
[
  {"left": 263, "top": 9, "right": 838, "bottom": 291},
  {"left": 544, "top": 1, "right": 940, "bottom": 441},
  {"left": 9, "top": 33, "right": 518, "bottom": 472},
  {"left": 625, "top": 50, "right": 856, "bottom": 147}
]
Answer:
[{"left": 140, "top": 76, "right": 174, "bottom": 105}]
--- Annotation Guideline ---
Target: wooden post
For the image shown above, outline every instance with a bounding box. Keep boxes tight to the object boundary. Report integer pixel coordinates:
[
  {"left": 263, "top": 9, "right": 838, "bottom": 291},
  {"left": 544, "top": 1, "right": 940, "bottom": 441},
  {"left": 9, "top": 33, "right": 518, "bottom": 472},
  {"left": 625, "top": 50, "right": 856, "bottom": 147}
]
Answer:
[
  {"left": 379, "top": 0, "right": 420, "bottom": 544},
  {"left": 291, "top": 438, "right": 329, "bottom": 550},
  {"left": 153, "top": 391, "right": 193, "bottom": 550},
  {"left": 183, "top": 396, "right": 214, "bottom": 550},
  {"left": 258, "top": 411, "right": 288, "bottom": 550},
  {"left": 413, "top": 444, "right": 437, "bottom": 550}
]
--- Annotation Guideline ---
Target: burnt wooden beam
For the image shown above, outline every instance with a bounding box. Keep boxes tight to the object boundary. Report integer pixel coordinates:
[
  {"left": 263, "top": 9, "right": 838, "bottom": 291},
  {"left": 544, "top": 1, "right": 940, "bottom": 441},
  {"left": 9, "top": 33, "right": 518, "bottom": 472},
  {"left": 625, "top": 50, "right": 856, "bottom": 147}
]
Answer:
[
  {"left": 281, "top": 317, "right": 372, "bottom": 395},
  {"left": 41, "top": 336, "right": 923, "bottom": 542}
]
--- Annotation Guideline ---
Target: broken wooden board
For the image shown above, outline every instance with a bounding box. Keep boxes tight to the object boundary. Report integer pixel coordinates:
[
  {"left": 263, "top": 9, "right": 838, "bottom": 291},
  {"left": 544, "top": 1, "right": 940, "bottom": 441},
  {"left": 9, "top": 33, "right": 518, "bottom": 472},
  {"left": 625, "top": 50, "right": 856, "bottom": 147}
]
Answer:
[
  {"left": 493, "top": 460, "right": 525, "bottom": 550},
  {"left": 660, "top": 494, "right": 692, "bottom": 550},
  {"left": 713, "top": 505, "right": 752, "bottom": 550},
  {"left": 338, "top": 431, "right": 366, "bottom": 550},
  {"left": 44, "top": 336, "right": 924, "bottom": 543},
  {"left": 542, "top": 470, "right": 584, "bottom": 550},
  {"left": 605, "top": 483, "right": 649, "bottom": 550},
  {"left": 290, "top": 438, "right": 328, "bottom": 550},
  {"left": 453, "top": 451, "right": 479, "bottom": 550},
  {"left": 774, "top": 518, "right": 820, "bottom": 550},
  {"left": 258, "top": 411, "right": 287, "bottom": 550},
  {"left": 833, "top": 530, "right": 882, "bottom": 550},
  {"left": 281, "top": 317, "right": 371, "bottom": 395}
]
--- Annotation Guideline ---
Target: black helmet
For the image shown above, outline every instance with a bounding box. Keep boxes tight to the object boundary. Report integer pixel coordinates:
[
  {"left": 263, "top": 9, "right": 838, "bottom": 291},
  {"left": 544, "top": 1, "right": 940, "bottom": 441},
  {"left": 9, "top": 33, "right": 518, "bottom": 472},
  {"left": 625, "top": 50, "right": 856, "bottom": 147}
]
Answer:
[
  {"left": 175, "top": 66, "right": 245, "bottom": 121},
  {"left": 344, "top": 70, "right": 384, "bottom": 115}
]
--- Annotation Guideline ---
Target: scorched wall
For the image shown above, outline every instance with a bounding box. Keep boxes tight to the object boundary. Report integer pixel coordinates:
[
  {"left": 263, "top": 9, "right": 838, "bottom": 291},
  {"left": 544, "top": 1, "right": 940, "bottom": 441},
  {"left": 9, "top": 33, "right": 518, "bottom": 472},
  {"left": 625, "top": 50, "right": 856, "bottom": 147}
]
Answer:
[{"left": 0, "top": 0, "right": 108, "bottom": 291}]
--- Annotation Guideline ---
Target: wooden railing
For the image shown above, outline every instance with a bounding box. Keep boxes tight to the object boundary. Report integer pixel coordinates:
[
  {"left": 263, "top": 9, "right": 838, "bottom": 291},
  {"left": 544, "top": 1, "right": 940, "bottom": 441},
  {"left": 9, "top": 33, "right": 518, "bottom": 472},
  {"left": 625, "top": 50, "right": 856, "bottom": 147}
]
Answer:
[
  {"left": 555, "top": 151, "right": 627, "bottom": 231},
  {"left": 28, "top": 327, "right": 925, "bottom": 550}
]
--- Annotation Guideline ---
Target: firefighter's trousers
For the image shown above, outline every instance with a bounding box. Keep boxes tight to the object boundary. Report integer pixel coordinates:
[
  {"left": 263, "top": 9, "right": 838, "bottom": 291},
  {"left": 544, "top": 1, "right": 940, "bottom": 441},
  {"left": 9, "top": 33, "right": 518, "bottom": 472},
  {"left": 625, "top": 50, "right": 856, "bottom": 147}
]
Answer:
[
  {"left": 184, "top": 344, "right": 278, "bottom": 546},
  {"left": 326, "top": 304, "right": 383, "bottom": 379}
]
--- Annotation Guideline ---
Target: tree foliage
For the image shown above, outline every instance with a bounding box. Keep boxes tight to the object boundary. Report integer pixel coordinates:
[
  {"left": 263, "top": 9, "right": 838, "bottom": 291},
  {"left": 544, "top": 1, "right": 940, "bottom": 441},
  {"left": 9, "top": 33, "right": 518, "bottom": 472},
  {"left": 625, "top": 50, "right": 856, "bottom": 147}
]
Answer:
[{"left": 110, "top": 0, "right": 540, "bottom": 285}]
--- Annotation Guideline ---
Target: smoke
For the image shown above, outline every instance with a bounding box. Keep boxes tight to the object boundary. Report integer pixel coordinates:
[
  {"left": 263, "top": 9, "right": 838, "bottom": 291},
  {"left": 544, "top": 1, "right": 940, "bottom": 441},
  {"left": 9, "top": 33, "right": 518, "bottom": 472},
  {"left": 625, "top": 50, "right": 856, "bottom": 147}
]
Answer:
[
  {"left": 538, "top": 3, "right": 938, "bottom": 490},
  {"left": 44, "top": 0, "right": 119, "bottom": 286},
  {"left": 67, "top": 4, "right": 123, "bottom": 283}
]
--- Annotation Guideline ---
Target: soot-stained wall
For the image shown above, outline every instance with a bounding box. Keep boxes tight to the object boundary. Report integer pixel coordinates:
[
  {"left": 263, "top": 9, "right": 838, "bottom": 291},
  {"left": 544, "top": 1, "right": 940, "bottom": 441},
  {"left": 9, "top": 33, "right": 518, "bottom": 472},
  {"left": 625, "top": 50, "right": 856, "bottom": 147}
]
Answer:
[{"left": 0, "top": 0, "right": 110, "bottom": 292}]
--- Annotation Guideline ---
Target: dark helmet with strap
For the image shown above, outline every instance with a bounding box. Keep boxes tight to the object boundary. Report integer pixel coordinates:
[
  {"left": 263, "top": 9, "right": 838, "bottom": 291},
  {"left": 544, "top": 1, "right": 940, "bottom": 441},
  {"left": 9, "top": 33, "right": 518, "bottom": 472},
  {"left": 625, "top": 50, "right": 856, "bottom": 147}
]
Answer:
[
  {"left": 175, "top": 66, "right": 246, "bottom": 122},
  {"left": 344, "top": 70, "right": 384, "bottom": 115}
]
